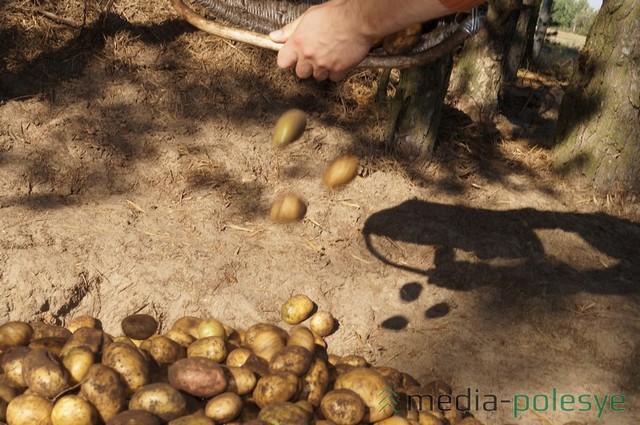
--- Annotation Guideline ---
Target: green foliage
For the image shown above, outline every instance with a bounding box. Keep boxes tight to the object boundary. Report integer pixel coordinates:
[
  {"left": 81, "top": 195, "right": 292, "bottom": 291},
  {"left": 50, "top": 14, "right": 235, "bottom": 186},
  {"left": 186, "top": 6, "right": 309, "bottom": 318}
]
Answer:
[{"left": 551, "top": 0, "right": 597, "bottom": 34}]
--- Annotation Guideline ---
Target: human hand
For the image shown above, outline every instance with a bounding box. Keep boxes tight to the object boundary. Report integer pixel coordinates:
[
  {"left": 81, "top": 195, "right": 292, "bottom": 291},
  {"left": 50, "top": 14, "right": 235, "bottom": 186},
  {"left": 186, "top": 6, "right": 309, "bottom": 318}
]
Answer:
[{"left": 269, "top": 0, "right": 374, "bottom": 81}]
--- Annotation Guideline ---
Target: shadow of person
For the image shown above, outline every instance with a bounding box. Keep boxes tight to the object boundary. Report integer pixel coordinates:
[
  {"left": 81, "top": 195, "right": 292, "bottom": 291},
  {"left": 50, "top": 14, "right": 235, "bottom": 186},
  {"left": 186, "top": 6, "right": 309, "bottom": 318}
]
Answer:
[{"left": 363, "top": 199, "right": 640, "bottom": 296}]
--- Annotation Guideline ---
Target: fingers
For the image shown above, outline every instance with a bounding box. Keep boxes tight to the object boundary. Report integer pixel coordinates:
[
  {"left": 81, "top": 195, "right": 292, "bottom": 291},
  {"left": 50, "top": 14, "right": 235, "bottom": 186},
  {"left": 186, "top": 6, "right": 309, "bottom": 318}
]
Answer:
[
  {"left": 269, "top": 16, "right": 301, "bottom": 43},
  {"left": 295, "top": 61, "right": 314, "bottom": 80},
  {"left": 313, "top": 67, "right": 330, "bottom": 81}
]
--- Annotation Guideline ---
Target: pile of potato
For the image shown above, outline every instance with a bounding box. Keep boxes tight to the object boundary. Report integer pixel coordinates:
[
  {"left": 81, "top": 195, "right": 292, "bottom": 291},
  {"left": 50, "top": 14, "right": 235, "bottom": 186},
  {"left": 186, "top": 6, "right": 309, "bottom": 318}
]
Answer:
[{"left": 0, "top": 294, "right": 484, "bottom": 425}]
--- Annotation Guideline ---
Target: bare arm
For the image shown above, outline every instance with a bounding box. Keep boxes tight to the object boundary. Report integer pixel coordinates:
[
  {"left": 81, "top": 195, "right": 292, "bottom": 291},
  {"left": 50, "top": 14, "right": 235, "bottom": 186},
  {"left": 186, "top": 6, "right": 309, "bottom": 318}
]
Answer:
[{"left": 269, "top": 0, "right": 459, "bottom": 81}]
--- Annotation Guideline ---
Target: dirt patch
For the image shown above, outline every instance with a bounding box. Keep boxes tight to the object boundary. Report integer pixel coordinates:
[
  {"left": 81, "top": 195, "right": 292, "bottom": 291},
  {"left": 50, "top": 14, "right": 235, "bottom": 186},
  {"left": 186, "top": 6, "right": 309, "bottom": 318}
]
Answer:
[{"left": 1, "top": 1, "right": 639, "bottom": 424}]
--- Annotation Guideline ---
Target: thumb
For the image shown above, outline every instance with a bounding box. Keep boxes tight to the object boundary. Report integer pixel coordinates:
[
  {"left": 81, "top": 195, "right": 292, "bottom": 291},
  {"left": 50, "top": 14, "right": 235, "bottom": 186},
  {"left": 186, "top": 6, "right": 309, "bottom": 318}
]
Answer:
[{"left": 269, "top": 16, "right": 301, "bottom": 43}]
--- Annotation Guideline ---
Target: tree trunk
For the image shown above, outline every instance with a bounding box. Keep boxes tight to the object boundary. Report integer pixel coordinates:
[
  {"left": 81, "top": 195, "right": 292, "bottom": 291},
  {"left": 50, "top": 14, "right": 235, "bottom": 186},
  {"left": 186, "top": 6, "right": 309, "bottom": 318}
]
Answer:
[
  {"left": 531, "top": 0, "right": 552, "bottom": 60},
  {"left": 385, "top": 53, "right": 454, "bottom": 159},
  {"left": 504, "top": 0, "right": 542, "bottom": 82},
  {"left": 448, "top": 0, "right": 520, "bottom": 122},
  {"left": 553, "top": 0, "right": 640, "bottom": 194}
]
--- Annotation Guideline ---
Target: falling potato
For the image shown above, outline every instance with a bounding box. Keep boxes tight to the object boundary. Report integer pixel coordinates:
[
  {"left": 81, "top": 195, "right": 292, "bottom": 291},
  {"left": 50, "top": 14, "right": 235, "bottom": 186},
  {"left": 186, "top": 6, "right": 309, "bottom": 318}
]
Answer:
[
  {"left": 269, "top": 193, "right": 307, "bottom": 223},
  {"left": 322, "top": 155, "right": 359, "bottom": 188},
  {"left": 272, "top": 109, "right": 307, "bottom": 148}
]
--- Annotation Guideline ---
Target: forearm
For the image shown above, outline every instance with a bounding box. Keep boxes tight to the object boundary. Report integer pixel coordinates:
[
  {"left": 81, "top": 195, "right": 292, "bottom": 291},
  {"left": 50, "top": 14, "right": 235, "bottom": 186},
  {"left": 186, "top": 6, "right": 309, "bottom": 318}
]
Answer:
[{"left": 345, "top": 0, "right": 481, "bottom": 42}]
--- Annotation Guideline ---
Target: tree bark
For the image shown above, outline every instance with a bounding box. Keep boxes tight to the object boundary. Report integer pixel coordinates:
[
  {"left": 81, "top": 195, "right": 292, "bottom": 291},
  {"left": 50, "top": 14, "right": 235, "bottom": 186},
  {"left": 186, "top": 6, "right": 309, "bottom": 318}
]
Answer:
[
  {"left": 448, "top": 0, "right": 520, "bottom": 122},
  {"left": 504, "top": 0, "right": 542, "bottom": 82},
  {"left": 553, "top": 0, "right": 640, "bottom": 194},
  {"left": 531, "top": 0, "right": 552, "bottom": 60},
  {"left": 385, "top": 52, "right": 454, "bottom": 159}
]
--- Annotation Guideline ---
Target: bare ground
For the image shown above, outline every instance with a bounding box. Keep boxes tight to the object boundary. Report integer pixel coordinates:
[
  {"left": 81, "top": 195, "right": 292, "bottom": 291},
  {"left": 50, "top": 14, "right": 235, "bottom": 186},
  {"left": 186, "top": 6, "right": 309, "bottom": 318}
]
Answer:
[{"left": 1, "top": 1, "right": 639, "bottom": 424}]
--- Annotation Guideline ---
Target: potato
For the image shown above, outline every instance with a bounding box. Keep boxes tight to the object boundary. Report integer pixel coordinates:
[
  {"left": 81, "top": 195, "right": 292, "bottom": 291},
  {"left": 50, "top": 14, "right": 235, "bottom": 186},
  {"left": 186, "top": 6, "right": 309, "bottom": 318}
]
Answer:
[
  {"left": 334, "top": 367, "right": 394, "bottom": 422},
  {"left": 417, "top": 412, "right": 444, "bottom": 425},
  {"left": 375, "top": 367, "right": 404, "bottom": 391},
  {"left": 258, "top": 401, "right": 310, "bottom": 425},
  {"left": 269, "top": 193, "right": 307, "bottom": 223},
  {"left": 338, "top": 355, "right": 369, "bottom": 368},
  {"left": 0, "top": 322, "right": 33, "bottom": 347},
  {"left": 66, "top": 315, "right": 101, "bottom": 333},
  {"left": 249, "top": 329, "right": 286, "bottom": 363},
  {"left": 168, "top": 411, "right": 215, "bottom": 424},
  {"left": 168, "top": 357, "right": 227, "bottom": 398},
  {"left": 269, "top": 345, "right": 313, "bottom": 376},
  {"left": 309, "top": 311, "right": 336, "bottom": 337},
  {"left": 79, "top": 364, "right": 127, "bottom": 422},
  {"left": 223, "top": 365, "right": 257, "bottom": 395},
  {"left": 1, "top": 346, "right": 30, "bottom": 388},
  {"left": 106, "top": 409, "right": 162, "bottom": 425},
  {"left": 0, "top": 383, "right": 19, "bottom": 422},
  {"left": 272, "top": 108, "right": 307, "bottom": 148},
  {"left": 28, "top": 337, "right": 68, "bottom": 356},
  {"left": 402, "top": 373, "right": 421, "bottom": 390},
  {"left": 204, "top": 392, "right": 242, "bottom": 422},
  {"left": 245, "top": 324, "right": 288, "bottom": 348},
  {"left": 51, "top": 395, "right": 97, "bottom": 425},
  {"left": 244, "top": 420, "right": 271, "bottom": 425},
  {"left": 59, "top": 327, "right": 104, "bottom": 357},
  {"left": 287, "top": 327, "right": 316, "bottom": 354},
  {"left": 383, "top": 24, "right": 423, "bottom": 54},
  {"left": 22, "top": 348, "right": 69, "bottom": 398},
  {"left": 171, "top": 316, "right": 203, "bottom": 339},
  {"left": 186, "top": 336, "right": 227, "bottom": 362},
  {"left": 320, "top": 389, "right": 365, "bottom": 425},
  {"left": 140, "top": 335, "right": 186, "bottom": 365},
  {"left": 30, "top": 322, "right": 72, "bottom": 340},
  {"left": 197, "top": 318, "right": 226, "bottom": 339},
  {"left": 281, "top": 295, "right": 315, "bottom": 325},
  {"left": 300, "top": 356, "right": 329, "bottom": 406},
  {"left": 456, "top": 418, "right": 483, "bottom": 425},
  {"left": 376, "top": 417, "right": 412, "bottom": 425},
  {"left": 102, "top": 342, "right": 150, "bottom": 394},
  {"left": 294, "top": 399, "right": 314, "bottom": 414},
  {"left": 121, "top": 314, "right": 158, "bottom": 340},
  {"left": 226, "top": 347, "right": 252, "bottom": 367},
  {"left": 164, "top": 329, "right": 196, "bottom": 348},
  {"left": 327, "top": 354, "right": 341, "bottom": 366},
  {"left": 6, "top": 393, "right": 52, "bottom": 425},
  {"left": 442, "top": 408, "right": 462, "bottom": 425},
  {"left": 253, "top": 372, "right": 300, "bottom": 409},
  {"left": 61, "top": 345, "right": 94, "bottom": 384},
  {"left": 242, "top": 353, "right": 271, "bottom": 377},
  {"left": 322, "top": 155, "right": 359, "bottom": 188},
  {"left": 129, "top": 383, "right": 187, "bottom": 422}
]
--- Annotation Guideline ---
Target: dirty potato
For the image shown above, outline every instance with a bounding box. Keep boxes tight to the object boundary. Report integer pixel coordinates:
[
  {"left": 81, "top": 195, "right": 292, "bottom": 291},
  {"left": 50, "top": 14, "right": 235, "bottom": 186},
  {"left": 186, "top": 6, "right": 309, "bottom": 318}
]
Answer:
[
  {"left": 51, "top": 395, "right": 97, "bottom": 425},
  {"left": 140, "top": 335, "right": 186, "bottom": 365},
  {"left": 272, "top": 108, "right": 307, "bottom": 148},
  {"left": 105, "top": 409, "right": 162, "bottom": 425},
  {"left": 253, "top": 372, "right": 300, "bottom": 409},
  {"left": 79, "top": 364, "right": 127, "bottom": 423},
  {"left": 1, "top": 346, "right": 30, "bottom": 388},
  {"left": 269, "top": 193, "right": 307, "bottom": 223},
  {"left": 300, "top": 356, "right": 330, "bottom": 406},
  {"left": 168, "top": 357, "right": 227, "bottom": 398},
  {"left": 322, "top": 155, "right": 359, "bottom": 188},
  {"left": 287, "top": 327, "right": 316, "bottom": 354},
  {"left": 269, "top": 345, "right": 313, "bottom": 377},
  {"left": 22, "top": 348, "right": 70, "bottom": 398},
  {"left": 196, "top": 318, "right": 226, "bottom": 339},
  {"left": 223, "top": 365, "right": 257, "bottom": 395},
  {"left": 334, "top": 367, "right": 394, "bottom": 422},
  {"left": 0, "top": 321, "right": 33, "bottom": 347},
  {"left": 121, "top": 314, "right": 158, "bottom": 340},
  {"left": 129, "top": 383, "right": 187, "bottom": 422},
  {"left": 61, "top": 345, "right": 95, "bottom": 384},
  {"left": 309, "top": 311, "right": 336, "bottom": 337},
  {"left": 280, "top": 295, "right": 315, "bottom": 325},
  {"left": 6, "top": 393, "right": 53, "bottom": 425},
  {"left": 226, "top": 347, "right": 252, "bottom": 367},
  {"left": 102, "top": 342, "right": 150, "bottom": 394},
  {"left": 258, "top": 401, "right": 311, "bottom": 425},
  {"left": 186, "top": 336, "right": 227, "bottom": 362},
  {"left": 66, "top": 315, "right": 101, "bottom": 333},
  {"left": 171, "top": 316, "right": 203, "bottom": 339},
  {"left": 249, "top": 329, "right": 287, "bottom": 363},
  {"left": 320, "top": 389, "right": 365, "bottom": 425},
  {"left": 204, "top": 392, "right": 243, "bottom": 423},
  {"left": 60, "top": 327, "right": 104, "bottom": 357}
]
